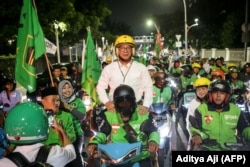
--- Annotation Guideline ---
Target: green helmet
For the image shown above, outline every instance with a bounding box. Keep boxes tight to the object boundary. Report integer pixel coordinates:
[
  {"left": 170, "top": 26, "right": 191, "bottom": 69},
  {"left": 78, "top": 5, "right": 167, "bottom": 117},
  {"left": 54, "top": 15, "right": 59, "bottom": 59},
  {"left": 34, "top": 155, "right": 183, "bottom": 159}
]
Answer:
[
  {"left": 229, "top": 67, "right": 239, "bottom": 73},
  {"left": 4, "top": 102, "right": 49, "bottom": 144}
]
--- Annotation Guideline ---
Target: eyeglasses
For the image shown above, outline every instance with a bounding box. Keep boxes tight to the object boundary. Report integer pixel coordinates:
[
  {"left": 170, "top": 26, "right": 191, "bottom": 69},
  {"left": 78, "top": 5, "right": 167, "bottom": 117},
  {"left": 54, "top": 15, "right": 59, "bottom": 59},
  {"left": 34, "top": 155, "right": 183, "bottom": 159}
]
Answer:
[{"left": 118, "top": 46, "right": 132, "bottom": 52}]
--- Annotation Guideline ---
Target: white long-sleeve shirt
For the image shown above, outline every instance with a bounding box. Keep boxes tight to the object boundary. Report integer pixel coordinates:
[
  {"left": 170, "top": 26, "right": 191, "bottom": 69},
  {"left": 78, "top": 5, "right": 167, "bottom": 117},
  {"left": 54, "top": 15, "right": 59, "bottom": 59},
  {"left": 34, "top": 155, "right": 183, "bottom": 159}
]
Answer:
[
  {"left": 186, "top": 98, "right": 201, "bottom": 129},
  {"left": 186, "top": 98, "right": 201, "bottom": 135},
  {"left": 185, "top": 98, "right": 201, "bottom": 150},
  {"left": 0, "top": 143, "right": 76, "bottom": 167},
  {"left": 96, "top": 60, "right": 153, "bottom": 107}
]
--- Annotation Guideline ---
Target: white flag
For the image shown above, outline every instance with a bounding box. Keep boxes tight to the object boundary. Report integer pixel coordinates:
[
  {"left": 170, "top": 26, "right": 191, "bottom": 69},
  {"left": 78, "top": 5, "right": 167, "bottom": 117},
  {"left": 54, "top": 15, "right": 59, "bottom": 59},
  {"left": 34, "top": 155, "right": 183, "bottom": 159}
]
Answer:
[
  {"left": 81, "top": 39, "right": 86, "bottom": 69},
  {"left": 45, "top": 38, "right": 57, "bottom": 55}
]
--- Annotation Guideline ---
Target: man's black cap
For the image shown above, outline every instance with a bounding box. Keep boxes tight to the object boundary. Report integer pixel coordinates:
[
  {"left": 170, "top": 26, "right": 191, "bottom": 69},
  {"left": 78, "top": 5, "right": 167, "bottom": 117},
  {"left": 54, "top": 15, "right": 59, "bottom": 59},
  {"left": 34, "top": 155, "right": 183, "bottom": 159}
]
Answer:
[{"left": 41, "top": 87, "right": 58, "bottom": 98}]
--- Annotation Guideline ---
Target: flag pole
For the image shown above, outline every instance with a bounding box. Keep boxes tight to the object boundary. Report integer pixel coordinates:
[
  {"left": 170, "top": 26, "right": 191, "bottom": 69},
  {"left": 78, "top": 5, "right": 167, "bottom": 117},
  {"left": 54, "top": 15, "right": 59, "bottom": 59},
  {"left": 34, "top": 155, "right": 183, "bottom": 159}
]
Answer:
[
  {"left": 81, "top": 39, "right": 85, "bottom": 68},
  {"left": 44, "top": 53, "right": 54, "bottom": 87}
]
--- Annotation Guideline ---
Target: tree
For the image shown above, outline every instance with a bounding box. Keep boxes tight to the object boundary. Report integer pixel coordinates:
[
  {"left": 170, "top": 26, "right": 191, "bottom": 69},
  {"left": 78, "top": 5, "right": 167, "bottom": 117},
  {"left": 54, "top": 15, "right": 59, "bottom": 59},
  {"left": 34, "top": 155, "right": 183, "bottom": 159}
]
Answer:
[
  {"left": 221, "top": 12, "right": 240, "bottom": 48},
  {"left": 0, "top": 0, "right": 21, "bottom": 55},
  {"left": 0, "top": 0, "right": 111, "bottom": 55}
]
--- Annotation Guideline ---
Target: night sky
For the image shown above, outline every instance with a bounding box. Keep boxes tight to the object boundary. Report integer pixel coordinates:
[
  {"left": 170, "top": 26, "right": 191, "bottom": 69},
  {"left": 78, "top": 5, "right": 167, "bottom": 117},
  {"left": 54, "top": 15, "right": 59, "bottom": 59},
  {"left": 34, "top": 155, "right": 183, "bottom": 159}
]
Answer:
[{"left": 107, "top": 0, "right": 182, "bottom": 35}]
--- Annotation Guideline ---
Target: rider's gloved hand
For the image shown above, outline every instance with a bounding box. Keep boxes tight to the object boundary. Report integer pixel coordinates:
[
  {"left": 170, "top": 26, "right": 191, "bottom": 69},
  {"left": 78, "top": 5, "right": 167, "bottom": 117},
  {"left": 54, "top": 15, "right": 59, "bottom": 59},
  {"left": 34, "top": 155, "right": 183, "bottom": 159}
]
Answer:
[
  {"left": 138, "top": 105, "right": 148, "bottom": 115},
  {"left": 191, "top": 135, "right": 202, "bottom": 146},
  {"left": 87, "top": 144, "right": 98, "bottom": 158},
  {"left": 148, "top": 141, "right": 159, "bottom": 152}
]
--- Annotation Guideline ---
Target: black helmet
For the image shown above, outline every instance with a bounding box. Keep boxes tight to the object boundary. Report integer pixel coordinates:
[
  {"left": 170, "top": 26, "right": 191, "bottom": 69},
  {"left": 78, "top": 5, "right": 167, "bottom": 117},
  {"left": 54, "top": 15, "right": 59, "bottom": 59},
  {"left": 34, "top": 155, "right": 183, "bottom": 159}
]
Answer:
[
  {"left": 242, "top": 63, "right": 250, "bottom": 73},
  {"left": 154, "top": 71, "right": 167, "bottom": 81},
  {"left": 181, "top": 64, "right": 192, "bottom": 77},
  {"left": 113, "top": 85, "right": 136, "bottom": 122},
  {"left": 208, "top": 79, "right": 231, "bottom": 109},
  {"left": 208, "top": 58, "right": 215, "bottom": 62},
  {"left": 154, "top": 71, "right": 167, "bottom": 89},
  {"left": 209, "top": 79, "right": 230, "bottom": 94},
  {"left": 215, "top": 57, "right": 221, "bottom": 62}
]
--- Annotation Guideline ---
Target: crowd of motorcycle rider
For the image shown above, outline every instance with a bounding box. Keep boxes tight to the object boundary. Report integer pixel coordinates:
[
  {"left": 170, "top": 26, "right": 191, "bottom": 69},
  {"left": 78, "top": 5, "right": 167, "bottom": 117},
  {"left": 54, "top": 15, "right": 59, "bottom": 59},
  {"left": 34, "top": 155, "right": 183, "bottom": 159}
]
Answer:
[
  {"left": 1, "top": 34, "right": 250, "bottom": 166},
  {"left": 146, "top": 52, "right": 250, "bottom": 151}
]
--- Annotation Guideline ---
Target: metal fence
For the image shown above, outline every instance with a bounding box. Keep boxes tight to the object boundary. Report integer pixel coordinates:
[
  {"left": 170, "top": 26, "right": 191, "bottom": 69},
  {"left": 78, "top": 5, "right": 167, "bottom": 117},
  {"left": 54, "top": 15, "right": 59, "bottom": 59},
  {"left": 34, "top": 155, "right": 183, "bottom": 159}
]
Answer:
[{"left": 200, "top": 47, "right": 250, "bottom": 66}]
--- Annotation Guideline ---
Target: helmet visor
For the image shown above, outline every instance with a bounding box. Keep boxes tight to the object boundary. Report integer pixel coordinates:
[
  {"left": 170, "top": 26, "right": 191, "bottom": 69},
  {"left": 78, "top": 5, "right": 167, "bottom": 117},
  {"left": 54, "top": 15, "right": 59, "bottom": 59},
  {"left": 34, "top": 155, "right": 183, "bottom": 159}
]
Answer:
[
  {"left": 115, "top": 95, "right": 135, "bottom": 122},
  {"left": 116, "top": 95, "right": 134, "bottom": 107}
]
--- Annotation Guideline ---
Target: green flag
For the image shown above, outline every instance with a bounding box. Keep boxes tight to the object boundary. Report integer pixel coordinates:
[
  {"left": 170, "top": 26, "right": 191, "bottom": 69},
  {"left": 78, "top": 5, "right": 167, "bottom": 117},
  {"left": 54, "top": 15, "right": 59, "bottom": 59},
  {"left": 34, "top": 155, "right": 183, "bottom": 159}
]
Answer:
[
  {"left": 81, "top": 27, "right": 101, "bottom": 105},
  {"left": 141, "top": 44, "right": 148, "bottom": 65},
  {"left": 155, "top": 30, "right": 163, "bottom": 58},
  {"left": 15, "top": 0, "right": 46, "bottom": 93}
]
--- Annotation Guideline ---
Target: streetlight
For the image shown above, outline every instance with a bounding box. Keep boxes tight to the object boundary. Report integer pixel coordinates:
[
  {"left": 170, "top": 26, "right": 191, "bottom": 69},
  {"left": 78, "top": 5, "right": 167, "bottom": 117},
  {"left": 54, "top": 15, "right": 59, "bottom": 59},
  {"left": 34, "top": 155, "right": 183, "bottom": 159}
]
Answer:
[
  {"left": 147, "top": 20, "right": 160, "bottom": 33},
  {"left": 183, "top": 0, "right": 199, "bottom": 55},
  {"left": 53, "top": 20, "right": 67, "bottom": 63},
  {"left": 188, "top": 18, "right": 199, "bottom": 31},
  {"left": 101, "top": 37, "right": 105, "bottom": 50}
]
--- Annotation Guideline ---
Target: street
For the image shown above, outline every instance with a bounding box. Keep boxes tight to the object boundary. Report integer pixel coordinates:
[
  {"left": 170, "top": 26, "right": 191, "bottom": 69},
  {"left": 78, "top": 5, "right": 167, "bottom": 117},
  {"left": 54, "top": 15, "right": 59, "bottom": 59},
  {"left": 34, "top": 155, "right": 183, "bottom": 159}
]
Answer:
[{"left": 164, "top": 111, "right": 190, "bottom": 167}]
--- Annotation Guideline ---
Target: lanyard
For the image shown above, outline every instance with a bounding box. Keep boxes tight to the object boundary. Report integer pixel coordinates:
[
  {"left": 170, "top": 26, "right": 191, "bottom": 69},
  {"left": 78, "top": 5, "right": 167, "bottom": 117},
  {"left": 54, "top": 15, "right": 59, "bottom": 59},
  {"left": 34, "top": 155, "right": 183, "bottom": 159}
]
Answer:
[{"left": 118, "top": 60, "right": 133, "bottom": 83}]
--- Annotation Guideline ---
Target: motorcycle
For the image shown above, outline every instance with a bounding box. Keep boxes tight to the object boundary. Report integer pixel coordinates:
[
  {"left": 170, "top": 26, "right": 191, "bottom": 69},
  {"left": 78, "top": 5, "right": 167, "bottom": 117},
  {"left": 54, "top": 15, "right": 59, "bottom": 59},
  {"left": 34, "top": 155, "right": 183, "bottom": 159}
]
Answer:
[
  {"left": 86, "top": 104, "right": 160, "bottom": 167},
  {"left": 87, "top": 142, "right": 142, "bottom": 167},
  {"left": 149, "top": 103, "right": 172, "bottom": 167},
  {"left": 166, "top": 76, "right": 180, "bottom": 108},
  {"left": 230, "top": 89, "right": 250, "bottom": 123},
  {"left": 176, "top": 85, "right": 196, "bottom": 128},
  {"left": 224, "top": 138, "right": 250, "bottom": 151}
]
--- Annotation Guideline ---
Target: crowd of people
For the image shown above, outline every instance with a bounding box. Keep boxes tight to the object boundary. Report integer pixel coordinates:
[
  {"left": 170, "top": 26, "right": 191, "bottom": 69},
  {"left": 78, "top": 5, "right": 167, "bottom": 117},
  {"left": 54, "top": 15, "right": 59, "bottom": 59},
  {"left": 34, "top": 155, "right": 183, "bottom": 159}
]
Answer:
[
  {"left": 146, "top": 49, "right": 250, "bottom": 152},
  {"left": 1, "top": 34, "right": 250, "bottom": 167}
]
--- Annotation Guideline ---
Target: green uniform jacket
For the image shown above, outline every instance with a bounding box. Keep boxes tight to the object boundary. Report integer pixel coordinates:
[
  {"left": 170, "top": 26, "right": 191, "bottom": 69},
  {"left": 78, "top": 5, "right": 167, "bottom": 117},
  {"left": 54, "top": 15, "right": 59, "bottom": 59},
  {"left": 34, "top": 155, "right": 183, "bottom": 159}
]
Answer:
[
  {"left": 190, "top": 103, "right": 250, "bottom": 150},
  {"left": 227, "top": 80, "right": 245, "bottom": 101},
  {"left": 153, "top": 85, "right": 172, "bottom": 104},
  {"left": 180, "top": 74, "right": 197, "bottom": 92},
  {"left": 43, "top": 110, "right": 76, "bottom": 146},
  {"left": 68, "top": 97, "right": 86, "bottom": 136},
  {"left": 89, "top": 108, "right": 160, "bottom": 162},
  {"left": 170, "top": 67, "right": 182, "bottom": 76},
  {"left": 211, "top": 65, "right": 227, "bottom": 73}
]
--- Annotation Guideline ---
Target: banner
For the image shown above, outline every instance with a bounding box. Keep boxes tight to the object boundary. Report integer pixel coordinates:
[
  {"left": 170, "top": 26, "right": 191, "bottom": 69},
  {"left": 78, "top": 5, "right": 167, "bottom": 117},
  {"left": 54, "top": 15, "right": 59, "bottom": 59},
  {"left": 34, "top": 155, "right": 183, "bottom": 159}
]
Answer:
[
  {"left": 15, "top": 0, "right": 46, "bottom": 93},
  {"left": 45, "top": 38, "right": 57, "bottom": 55}
]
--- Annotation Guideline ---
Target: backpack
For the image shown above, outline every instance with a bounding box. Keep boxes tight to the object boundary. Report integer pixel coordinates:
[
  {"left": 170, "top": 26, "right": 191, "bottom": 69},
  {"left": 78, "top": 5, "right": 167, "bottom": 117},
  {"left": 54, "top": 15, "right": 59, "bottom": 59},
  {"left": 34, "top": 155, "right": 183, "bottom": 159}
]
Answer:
[
  {"left": 6, "top": 145, "right": 53, "bottom": 167},
  {"left": 0, "top": 128, "right": 9, "bottom": 157}
]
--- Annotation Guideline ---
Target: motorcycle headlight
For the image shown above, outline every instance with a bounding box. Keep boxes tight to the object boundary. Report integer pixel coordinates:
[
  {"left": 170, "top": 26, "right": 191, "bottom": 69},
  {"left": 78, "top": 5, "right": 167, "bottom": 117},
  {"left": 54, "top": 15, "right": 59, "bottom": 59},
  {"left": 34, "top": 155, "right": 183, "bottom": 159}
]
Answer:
[{"left": 100, "top": 147, "right": 140, "bottom": 164}]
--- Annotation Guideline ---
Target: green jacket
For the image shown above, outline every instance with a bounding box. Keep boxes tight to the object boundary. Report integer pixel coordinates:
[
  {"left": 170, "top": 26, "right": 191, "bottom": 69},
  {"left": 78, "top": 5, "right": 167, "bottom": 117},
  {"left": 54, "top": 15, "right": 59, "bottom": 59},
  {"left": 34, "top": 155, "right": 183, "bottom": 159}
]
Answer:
[
  {"left": 170, "top": 67, "right": 182, "bottom": 76},
  {"left": 68, "top": 97, "right": 86, "bottom": 136},
  {"left": 190, "top": 103, "right": 250, "bottom": 150},
  {"left": 89, "top": 108, "right": 160, "bottom": 162},
  {"left": 211, "top": 65, "right": 227, "bottom": 73},
  {"left": 43, "top": 110, "right": 76, "bottom": 146},
  {"left": 227, "top": 80, "right": 245, "bottom": 101},
  {"left": 180, "top": 74, "right": 197, "bottom": 92},
  {"left": 153, "top": 85, "right": 172, "bottom": 104}
]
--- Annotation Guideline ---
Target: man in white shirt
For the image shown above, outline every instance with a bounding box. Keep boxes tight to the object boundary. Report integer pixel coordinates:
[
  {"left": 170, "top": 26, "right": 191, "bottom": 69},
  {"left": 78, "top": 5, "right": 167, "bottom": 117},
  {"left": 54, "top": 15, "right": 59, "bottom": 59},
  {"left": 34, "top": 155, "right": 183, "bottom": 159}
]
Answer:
[{"left": 96, "top": 35, "right": 153, "bottom": 114}]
